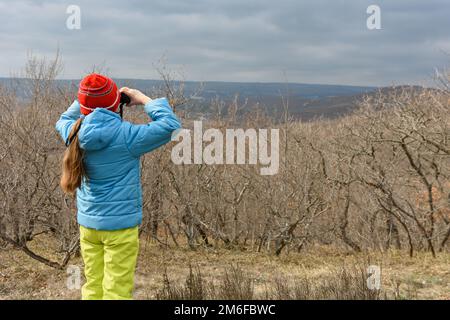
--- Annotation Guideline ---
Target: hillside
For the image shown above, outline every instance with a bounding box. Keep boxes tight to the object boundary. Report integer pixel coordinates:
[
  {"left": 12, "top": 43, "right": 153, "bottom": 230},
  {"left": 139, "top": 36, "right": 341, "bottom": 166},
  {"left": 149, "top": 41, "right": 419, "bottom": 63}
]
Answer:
[
  {"left": 0, "top": 77, "right": 375, "bottom": 120},
  {"left": 1, "top": 77, "right": 434, "bottom": 121}
]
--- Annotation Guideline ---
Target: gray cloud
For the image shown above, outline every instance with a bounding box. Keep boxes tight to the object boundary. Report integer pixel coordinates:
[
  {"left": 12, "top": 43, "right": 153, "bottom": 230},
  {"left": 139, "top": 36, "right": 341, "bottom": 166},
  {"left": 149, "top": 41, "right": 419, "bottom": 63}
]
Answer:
[{"left": 0, "top": 0, "right": 449, "bottom": 86}]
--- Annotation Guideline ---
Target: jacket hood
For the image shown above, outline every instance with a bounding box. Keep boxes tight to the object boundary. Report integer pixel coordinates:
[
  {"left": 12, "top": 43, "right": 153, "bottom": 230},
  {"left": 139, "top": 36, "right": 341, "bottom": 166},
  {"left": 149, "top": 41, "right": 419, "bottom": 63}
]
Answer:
[{"left": 78, "top": 108, "right": 121, "bottom": 151}]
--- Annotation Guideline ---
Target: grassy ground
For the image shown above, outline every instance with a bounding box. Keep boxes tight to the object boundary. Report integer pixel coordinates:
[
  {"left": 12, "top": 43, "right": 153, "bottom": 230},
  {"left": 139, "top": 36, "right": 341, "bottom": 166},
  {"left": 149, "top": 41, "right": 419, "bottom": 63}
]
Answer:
[{"left": 0, "top": 235, "right": 449, "bottom": 300}]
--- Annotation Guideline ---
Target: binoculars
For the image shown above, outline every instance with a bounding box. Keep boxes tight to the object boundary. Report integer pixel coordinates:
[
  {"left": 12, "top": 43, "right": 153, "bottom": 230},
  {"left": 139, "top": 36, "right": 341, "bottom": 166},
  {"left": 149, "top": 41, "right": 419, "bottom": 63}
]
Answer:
[
  {"left": 118, "top": 92, "right": 131, "bottom": 119},
  {"left": 120, "top": 92, "right": 131, "bottom": 105}
]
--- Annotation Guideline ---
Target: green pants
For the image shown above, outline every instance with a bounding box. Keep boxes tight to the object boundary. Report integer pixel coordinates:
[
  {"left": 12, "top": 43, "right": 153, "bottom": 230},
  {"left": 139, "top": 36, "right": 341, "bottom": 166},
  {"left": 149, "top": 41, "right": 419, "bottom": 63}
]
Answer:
[{"left": 79, "top": 225, "right": 139, "bottom": 300}]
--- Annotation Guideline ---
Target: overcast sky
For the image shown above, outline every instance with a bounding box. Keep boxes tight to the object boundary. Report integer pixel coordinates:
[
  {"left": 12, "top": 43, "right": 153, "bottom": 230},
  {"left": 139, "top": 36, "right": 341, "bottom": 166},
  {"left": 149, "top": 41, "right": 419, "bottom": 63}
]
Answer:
[{"left": 0, "top": 0, "right": 449, "bottom": 86}]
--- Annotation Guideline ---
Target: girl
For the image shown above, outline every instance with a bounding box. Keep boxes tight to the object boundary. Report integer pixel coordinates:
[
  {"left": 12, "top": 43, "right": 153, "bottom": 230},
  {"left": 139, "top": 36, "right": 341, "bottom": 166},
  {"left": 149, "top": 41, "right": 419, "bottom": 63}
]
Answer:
[{"left": 56, "top": 73, "right": 181, "bottom": 300}]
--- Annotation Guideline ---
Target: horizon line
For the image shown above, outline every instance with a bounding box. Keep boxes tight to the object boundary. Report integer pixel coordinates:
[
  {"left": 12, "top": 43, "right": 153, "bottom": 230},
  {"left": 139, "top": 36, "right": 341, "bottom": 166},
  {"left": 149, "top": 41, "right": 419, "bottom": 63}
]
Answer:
[{"left": 0, "top": 76, "right": 394, "bottom": 89}]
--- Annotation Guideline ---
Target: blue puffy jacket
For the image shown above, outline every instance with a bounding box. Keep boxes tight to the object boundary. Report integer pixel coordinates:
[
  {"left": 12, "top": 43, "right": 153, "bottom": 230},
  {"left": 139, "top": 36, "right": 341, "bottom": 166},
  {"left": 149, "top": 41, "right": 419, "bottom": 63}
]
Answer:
[{"left": 55, "top": 98, "right": 181, "bottom": 231}]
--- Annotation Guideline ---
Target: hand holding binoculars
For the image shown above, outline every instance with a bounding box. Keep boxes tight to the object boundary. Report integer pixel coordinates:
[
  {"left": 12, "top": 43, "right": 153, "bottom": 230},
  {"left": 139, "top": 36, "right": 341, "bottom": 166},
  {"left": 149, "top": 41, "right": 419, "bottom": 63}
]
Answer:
[{"left": 120, "top": 92, "right": 131, "bottom": 106}]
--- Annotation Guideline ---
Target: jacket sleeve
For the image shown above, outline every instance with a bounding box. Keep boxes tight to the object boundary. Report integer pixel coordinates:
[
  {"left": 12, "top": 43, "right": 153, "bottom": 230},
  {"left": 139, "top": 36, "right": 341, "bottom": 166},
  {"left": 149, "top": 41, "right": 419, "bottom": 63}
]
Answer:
[
  {"left": 55, "top": 100, "right": 81, "bottom": 143},
  {"left": 125, "top": 97, "right": 182, "bottom": 157}
]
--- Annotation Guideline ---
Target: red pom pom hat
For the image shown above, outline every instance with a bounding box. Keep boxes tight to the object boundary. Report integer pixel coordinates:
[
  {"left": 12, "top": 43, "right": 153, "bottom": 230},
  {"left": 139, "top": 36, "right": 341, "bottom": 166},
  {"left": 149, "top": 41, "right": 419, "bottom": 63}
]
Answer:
[{"left": 78, "top": 73, "right": 120, "bottom": 115}]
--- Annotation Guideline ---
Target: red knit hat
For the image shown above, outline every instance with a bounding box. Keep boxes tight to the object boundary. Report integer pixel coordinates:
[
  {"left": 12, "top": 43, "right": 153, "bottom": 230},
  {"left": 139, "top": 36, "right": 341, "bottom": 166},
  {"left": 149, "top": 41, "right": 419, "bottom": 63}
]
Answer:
[{"left": 78, "top": 73, "right": 120, "bottom": 115}]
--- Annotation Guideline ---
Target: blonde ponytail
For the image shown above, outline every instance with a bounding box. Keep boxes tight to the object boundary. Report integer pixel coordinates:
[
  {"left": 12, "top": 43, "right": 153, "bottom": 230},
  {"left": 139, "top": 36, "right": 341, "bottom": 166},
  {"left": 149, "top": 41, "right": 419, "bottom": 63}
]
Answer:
[{"left": 60, "top": 118, "right": 86, "bottom": 195}]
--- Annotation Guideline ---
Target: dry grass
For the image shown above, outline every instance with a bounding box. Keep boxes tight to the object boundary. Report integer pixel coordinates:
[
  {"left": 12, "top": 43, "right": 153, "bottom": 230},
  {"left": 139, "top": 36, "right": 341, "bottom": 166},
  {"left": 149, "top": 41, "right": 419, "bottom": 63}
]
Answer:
[{"left": 0, "top": 235, "right": 449, "bottom": 300}]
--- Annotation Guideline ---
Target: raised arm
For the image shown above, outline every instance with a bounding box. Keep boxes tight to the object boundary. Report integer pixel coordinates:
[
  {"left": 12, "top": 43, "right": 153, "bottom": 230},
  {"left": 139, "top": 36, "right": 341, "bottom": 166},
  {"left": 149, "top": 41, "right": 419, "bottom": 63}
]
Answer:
[
  {"left": 121, "top": 88, "right": 181, "bottom": 157},
  {"left": 55, "top": 100, "right": 81, "bottom": 142}
]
